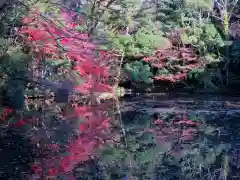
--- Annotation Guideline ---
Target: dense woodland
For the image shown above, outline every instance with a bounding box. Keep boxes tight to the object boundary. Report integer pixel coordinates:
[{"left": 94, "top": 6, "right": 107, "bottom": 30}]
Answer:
[
  {"left": 0, "top": 0, "right": 240, "bottom": 179},
  {"left": 2, "top": 1, "right": 240, "bottom": 95}
]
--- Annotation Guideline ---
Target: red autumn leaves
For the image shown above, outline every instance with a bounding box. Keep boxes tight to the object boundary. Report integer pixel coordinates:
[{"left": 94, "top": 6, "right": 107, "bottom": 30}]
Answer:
[
  {"left": 143, "top": 46, "right": 202, "bottom": 83},
  {"left": 18, "top": 9, "right": 112, "bottom": 95},
  {"left": 2, "top": 5, "right": 205, "bottom": 180},
  {"left": 151, "top": 113, "right": 200, "bottom": 143},
  {"left": 30, "top": 103, "right": 115, "bottom": 179},
  {"left": 14, "top": 7, "right": 116, "bottom": 179}
]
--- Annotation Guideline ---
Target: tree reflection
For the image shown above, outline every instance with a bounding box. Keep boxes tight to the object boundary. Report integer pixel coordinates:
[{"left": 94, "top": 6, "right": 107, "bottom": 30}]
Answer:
[
  {"left": 27, "top": 101, "right": 119, "bottom": 179},
  {"left": 96, "top": 107, "right": 238, "bottom": 180},
  {"left": 1, "top": 98, "right": 240, "bottom": 180}
]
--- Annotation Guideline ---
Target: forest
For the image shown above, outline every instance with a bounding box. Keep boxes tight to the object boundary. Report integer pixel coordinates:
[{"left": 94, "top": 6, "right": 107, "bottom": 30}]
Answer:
[{"left": 0, "top": 0, "right": 240, "bottom": 180}]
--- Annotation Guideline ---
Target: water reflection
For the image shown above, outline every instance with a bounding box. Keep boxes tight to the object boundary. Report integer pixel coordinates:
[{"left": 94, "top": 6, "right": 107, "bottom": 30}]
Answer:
[
  {"left": 0, "top": 95, "right": 240, "bottom": 179},
  {"left": 117, "top": 95, "right": 240, "bottom": 180},
  {"left": 27, "top": 102, "right": 118, "bottom": 179}
]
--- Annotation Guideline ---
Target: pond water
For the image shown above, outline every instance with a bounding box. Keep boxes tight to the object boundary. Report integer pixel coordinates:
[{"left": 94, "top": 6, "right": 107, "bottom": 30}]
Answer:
[{"left": 0, "top": 94, "right": 240, "bottom": 180}]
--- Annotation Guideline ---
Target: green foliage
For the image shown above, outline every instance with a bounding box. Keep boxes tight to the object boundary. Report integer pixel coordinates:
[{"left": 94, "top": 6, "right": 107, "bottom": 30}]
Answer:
[
  {"left": 24, "top": 0, "right": 58, "bottom": 14},
  {"left": 97, "top": 111, "right": 230, "bottom": 180},
  {"left": 184, "top": 0, "right": 213, "bottom": 10},
  {"left": 204, "top": 53, "right": 221, "bottom": 64},
  {"left": 0, "top": 46, "right": 31, "bottom": 109},
  {"left": 157, "top": 68, "right": 171, "bottom": 75},
  {"left": 0, "top": 46, "right": 31, "bottom": 78},
  {"left": 108, "top": 27, "right": 170, "bottom": 56},
  {"left": 45, "top": 58, "right": 72, "bottom": 68},
  {"left": 100, "top": 146, "right": 128, "bottom": 163},
  {"left": 124, "top": 61, "right": 153, "bottom": 84},
  {"left": 187, "top": 68, "right": 205, "bottom": 85},
  {"left": 0, "top": 2, "right": 28, "bottom": 36},
  {"left": 110, "top": 33, "right": 135, "bottom": 54},
  {"left": 181, "top": 23, "right": 224, "bottom": 54},
  {"left": 134, "top": 28, "right": 171, "bottom": 54},
  {"left": 202, "top": 23, "right": 224, "bottom": 47},
  {"left": 0, "top": 38, "right": 11, "bottom": 57},
  {"left": 187, "top": 67, "right": 225, "bottom": 89}
]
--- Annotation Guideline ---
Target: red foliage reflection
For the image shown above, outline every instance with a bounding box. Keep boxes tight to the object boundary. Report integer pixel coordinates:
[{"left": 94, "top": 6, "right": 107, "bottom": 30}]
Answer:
[{"left": 28, "top": 102, "right": 117, "bottom": 179}]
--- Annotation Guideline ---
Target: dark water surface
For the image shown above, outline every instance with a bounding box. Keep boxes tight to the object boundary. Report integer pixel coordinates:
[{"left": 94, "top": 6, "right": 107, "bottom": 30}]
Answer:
[{"left": 1, "top": 94, "right": 240, "bottom": 180}]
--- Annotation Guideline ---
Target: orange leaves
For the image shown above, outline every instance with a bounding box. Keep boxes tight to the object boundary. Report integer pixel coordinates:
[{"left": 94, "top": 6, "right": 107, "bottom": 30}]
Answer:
[{"left": 142, "top": 44, "right": 201, "bottom": 83}]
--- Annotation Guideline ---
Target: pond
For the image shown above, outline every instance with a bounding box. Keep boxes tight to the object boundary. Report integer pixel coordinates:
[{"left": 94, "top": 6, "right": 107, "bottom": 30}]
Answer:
[{"left": 0, "top": 94, "right": 240, "bottom": 180}]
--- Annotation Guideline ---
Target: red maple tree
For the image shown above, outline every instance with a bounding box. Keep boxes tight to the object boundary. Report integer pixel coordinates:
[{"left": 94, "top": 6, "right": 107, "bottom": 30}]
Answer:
[
  {"left": 18, "top": 8, "right": 113, "bottom": 95},
  {"left": 143, "top": 31, "right": 204, "bottom": 83},
  {"left": 13, "top": 7, "right": 118, "bottom": 179}
]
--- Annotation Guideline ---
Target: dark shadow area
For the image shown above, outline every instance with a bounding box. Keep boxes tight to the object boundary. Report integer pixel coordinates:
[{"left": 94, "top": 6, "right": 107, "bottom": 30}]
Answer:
[{"left": 0, "top": 128, "right": 37, "bottom": 179}]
